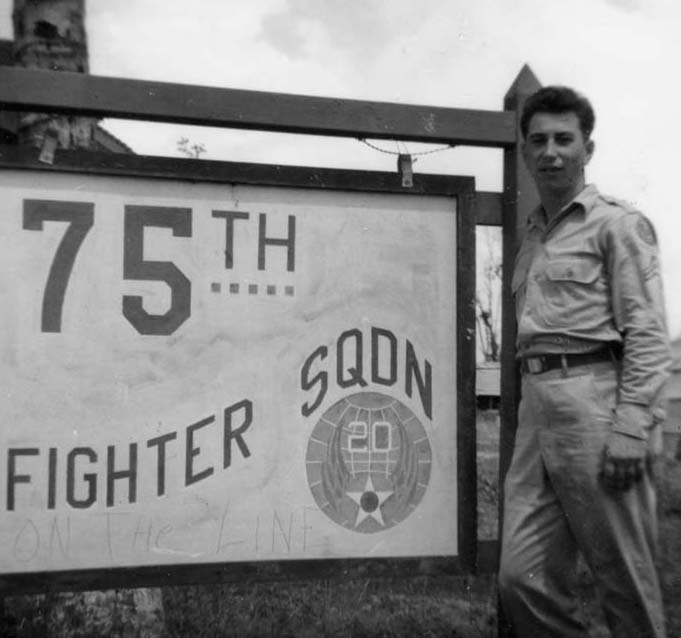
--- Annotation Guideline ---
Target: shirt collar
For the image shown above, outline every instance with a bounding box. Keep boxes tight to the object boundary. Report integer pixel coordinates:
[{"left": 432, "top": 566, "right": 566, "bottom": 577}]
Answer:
[
  {"left": 571, "top": 183, "right": 600, "bottom": 213},
  {"left": 527, "top": 184, "right": 599, "bottom": 231}
]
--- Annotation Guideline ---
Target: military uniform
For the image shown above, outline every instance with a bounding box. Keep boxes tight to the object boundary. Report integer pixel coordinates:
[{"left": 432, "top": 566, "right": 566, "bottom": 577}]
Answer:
[{"left": 498, "top": 184, "right": 670, "bottom": 637}]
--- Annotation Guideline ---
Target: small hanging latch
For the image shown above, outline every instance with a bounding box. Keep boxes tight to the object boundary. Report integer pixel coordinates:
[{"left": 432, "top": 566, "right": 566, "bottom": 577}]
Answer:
[
  {"left": 397, "top": 153, "right": 414, "bottom": 188},
  {"left": 38, "top": 127, "right": 59, "bottom": 165}
]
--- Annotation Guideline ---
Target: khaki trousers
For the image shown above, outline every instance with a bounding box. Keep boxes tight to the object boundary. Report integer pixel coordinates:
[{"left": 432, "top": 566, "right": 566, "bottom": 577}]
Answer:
[{"left": 498, "top": 361, "right": 666, "bottom": 638}]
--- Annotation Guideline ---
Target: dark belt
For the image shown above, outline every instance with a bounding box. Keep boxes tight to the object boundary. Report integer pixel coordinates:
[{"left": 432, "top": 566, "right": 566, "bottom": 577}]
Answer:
[{"left": 520, "top": 348, "right": 617, "bottom": 375}]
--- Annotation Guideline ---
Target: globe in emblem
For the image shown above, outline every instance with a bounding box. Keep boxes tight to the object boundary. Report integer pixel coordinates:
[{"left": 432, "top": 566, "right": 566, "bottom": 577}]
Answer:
[{"left": 305, "top": 391, "right": 432, "bottom": 533}]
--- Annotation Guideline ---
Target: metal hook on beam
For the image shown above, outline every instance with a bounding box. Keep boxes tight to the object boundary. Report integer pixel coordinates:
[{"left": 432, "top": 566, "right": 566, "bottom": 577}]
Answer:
[{"left": 397, "top": 153, "right": 413, "bottom": 188}]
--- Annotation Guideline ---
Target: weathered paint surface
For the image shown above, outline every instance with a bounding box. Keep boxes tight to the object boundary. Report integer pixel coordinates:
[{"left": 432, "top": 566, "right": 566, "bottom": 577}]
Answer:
[{"left": 0, "top": 170, "right": 460, "bottom": 576}]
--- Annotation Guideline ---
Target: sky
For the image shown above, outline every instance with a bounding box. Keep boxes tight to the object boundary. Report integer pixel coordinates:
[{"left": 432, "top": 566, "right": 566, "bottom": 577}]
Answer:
[{"left": 1, "top": 0, "right": 680, "bottom": 337}]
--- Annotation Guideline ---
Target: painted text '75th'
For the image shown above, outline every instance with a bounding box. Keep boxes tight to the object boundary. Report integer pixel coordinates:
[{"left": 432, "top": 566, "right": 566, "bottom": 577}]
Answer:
[{"left": 23, "top": 199, "right": 297, "bottom": 336}]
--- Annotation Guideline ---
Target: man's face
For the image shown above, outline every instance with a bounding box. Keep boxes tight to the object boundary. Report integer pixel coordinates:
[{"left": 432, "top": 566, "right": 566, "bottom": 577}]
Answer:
[{"left": 522, "top": 111, "right": 594, "bottom": 196}]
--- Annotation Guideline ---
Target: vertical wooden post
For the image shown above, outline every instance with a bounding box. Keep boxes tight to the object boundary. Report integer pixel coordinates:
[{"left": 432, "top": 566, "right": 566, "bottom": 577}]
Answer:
[
  {"left": 498, "top": 64, "right": 541, "bottom": 638},
  {"left": 458, "top": 187, "right": 478, "bottom": 574}
]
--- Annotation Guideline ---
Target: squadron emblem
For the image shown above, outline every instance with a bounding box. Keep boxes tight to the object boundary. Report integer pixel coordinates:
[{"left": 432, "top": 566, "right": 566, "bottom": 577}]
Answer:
[
  {"left": 636, "top": 216, "right": 657, "bottom": 246},
  {"left": 305, "top": 391, "right": 432, "bottom": 533}
]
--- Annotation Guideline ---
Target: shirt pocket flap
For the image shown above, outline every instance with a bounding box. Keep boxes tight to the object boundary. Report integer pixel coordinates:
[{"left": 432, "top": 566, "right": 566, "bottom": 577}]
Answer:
[{"left": 546, "top": 261, "right": 599, "bottom": 284}]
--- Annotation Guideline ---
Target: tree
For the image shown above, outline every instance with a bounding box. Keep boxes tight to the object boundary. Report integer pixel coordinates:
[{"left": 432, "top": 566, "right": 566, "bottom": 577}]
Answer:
[
  {"left": 177, "top": 136, "right": 207, "bottom": 158},
  {"left": 6, "top": 2, "right": 165, "bottom": 636},
  {"left": 476, "top": 227, "right": 501, "bottom": 363}
]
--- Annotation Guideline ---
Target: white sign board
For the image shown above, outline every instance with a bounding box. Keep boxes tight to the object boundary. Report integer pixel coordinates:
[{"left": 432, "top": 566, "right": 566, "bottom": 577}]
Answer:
[{"left": 0, "top": 168, "right": 460, "bottom": 576}]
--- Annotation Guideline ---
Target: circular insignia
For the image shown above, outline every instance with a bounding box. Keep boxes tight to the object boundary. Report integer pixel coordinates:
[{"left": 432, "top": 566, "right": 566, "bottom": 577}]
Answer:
[
  {"left": 305, "top": 391, "right": 432, "bottom": 533},
  {"left": 636, "top": 217, "right": 657, "bottom": 246}
]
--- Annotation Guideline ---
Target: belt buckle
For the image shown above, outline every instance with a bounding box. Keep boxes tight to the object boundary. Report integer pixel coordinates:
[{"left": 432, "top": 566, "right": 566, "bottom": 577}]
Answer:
[{"left": 525, "top": 357, "right": 545, "bottom": 374}]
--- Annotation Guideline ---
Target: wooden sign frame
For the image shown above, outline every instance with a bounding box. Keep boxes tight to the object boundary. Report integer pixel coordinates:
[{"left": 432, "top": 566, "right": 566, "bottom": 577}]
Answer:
[{"left": 0, "top": 145, "right": 476, "bottom": 595}]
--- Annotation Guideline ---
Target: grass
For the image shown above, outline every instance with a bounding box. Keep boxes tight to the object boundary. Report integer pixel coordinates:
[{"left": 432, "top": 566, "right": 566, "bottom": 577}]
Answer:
[
  {"left": 658, "top": 442, "right": 681, "bottom": 636},
  {"left": 162, "top": 575, "right": 498, "bottom": 638},
  {"left": 3, "top": 412, "right": 681, "bottom": 637}
]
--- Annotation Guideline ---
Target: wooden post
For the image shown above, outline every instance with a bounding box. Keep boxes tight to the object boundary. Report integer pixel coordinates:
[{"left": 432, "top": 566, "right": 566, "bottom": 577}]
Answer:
[{"left": 498, "top": 64, "right": 541, "bottom": 638}]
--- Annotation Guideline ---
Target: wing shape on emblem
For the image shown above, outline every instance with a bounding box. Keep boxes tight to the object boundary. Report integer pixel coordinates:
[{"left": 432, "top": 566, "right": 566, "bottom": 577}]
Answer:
[
  {"left": 321, "top": 424, "right": 350, "bottom": 516},
  {"left": 389, "top": 422, "right": 418, "bottom": 505}
]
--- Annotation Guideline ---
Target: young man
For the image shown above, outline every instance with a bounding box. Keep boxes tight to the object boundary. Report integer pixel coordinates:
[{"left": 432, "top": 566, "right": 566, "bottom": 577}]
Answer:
[{"left": 498, "top": 86, "right": 670, "bottom": 637}]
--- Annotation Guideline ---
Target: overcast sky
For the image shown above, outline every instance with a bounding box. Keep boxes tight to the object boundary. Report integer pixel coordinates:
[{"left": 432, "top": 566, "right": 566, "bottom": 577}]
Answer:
[{"left": 2, "top": 0, "right": 680, "bottom": 337}]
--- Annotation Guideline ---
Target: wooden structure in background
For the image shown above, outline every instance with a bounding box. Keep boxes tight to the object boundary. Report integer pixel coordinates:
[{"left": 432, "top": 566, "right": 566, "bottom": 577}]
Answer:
[
  {"left": 0, "top": 66, "right": 515, "bottom": 147},
  {"left": 11, "top": 0, "right": 97, "bottom": 149}
]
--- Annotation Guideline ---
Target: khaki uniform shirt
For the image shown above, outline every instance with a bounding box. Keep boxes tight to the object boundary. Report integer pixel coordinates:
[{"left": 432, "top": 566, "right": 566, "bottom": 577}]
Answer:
[{"left": 512, "top": 184, "right": 670, "bottom": 439}]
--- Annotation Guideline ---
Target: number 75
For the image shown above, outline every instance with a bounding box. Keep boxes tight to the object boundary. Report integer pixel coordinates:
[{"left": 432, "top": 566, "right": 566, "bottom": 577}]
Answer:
[{"left": 23, "top": 199, "right": 192, "bottom": 336}]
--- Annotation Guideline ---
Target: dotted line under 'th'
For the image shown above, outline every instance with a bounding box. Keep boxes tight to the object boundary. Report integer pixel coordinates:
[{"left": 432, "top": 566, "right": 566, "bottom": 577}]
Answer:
[{"left": 210, "top": 282, "right": 295, "bottom": 297}]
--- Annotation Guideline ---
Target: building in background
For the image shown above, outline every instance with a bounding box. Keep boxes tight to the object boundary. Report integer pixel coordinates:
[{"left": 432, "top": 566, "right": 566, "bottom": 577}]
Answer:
[
  {"left": 476, "top": 361, "right": 500, "bottom": 411},
  {"left": 0, "top": 35, "right": 132, "bottom": 153}
]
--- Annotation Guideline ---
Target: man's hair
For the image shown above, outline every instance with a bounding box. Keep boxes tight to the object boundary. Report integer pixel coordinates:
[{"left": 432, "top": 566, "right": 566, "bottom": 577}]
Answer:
[{"left": 520, "top": 86, "right": 595, "bottom": 140}]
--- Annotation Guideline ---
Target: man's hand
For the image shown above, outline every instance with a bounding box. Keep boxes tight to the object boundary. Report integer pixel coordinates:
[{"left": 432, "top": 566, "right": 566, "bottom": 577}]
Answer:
[{"left": 600, "top": 431, "right": 648, "bottom": 491}]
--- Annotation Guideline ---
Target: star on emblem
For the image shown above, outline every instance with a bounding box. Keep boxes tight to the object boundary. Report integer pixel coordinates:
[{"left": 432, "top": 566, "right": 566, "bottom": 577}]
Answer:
[{"left": 347, "top": 474, "right": 393, "bottom": 528}]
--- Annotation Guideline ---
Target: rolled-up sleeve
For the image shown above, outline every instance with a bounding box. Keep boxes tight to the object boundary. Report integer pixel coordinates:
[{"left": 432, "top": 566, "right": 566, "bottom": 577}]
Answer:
[{"left": 605, "top": 211, "right": 671, "bottom": 438}]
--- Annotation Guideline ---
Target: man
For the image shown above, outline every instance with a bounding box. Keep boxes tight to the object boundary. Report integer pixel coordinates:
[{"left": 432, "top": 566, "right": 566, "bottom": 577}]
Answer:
[{"left": 498, "top": 86, "right": 670, "bottom": 637}]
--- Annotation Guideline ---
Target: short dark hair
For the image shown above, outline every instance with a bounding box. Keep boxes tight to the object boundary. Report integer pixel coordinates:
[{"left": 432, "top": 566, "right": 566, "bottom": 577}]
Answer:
[{"left": 520, "top": 86, "right": 595, "bottom": 140}]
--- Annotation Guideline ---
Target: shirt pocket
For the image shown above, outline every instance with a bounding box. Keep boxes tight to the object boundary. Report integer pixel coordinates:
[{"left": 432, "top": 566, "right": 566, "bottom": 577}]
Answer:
[
  {"left": 546, "top": 261, "right": 599, "bottom": 285},
  {"left": 538, "top": 259, "right": 602, "bottom": 327}
]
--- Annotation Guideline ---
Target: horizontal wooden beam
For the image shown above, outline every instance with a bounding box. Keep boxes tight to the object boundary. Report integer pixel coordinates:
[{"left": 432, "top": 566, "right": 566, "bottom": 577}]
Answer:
[
  {"left": 0, "top": 144, "right": 475, "bottom": 197},
  {"left": 0, "top": 555, "right": 464, "bottom": 596},
  {"left": 475, "top": 191, "right": 503, "bottom": 226},
  {"left": 0, "top": 67, "right": 517, "bottom": 147}
]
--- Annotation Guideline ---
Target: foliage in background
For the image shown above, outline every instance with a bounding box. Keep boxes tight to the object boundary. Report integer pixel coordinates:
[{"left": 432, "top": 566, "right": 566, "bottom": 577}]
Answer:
[
  {"left": 476, "top": 228, "right": 501, "bottom": 363},
  {"left": 177, "top": 137, "right": 207, "bottom": 159}
]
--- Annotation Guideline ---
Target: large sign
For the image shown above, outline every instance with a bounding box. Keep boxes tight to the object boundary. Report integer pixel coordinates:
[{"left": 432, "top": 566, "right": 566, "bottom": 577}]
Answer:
[{"left": 0, "top": 162, "right": 473, "bottom": 583}]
